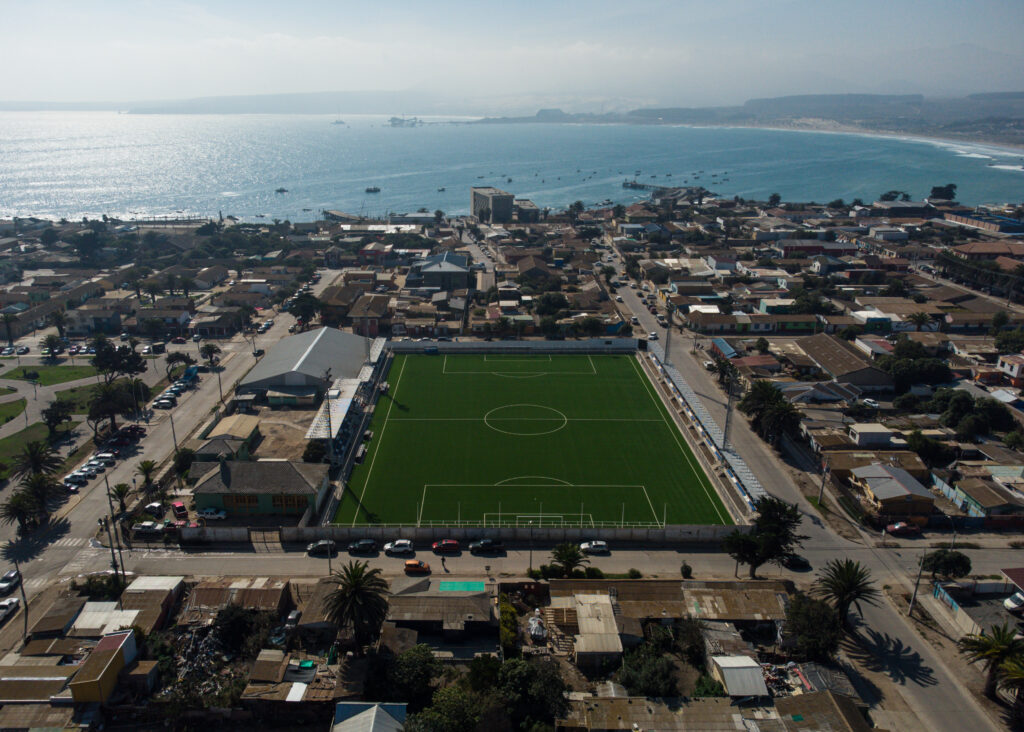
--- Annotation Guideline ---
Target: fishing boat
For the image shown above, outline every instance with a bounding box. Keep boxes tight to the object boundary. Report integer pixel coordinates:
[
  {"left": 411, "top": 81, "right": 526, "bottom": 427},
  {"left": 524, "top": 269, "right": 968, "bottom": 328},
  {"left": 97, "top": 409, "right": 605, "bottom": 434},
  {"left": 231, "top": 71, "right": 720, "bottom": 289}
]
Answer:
[
  {"left": 331, "top": 119, "right": 345, "bottom": 125},
  {"left": 365, "top": 187, "right": 381, "bottom": 193},
  {"left": 275, "top": 188, "right": 287, "bottom": 194},
  {"left": 437, "top": 187, "right": 446, "bottom": 192}
]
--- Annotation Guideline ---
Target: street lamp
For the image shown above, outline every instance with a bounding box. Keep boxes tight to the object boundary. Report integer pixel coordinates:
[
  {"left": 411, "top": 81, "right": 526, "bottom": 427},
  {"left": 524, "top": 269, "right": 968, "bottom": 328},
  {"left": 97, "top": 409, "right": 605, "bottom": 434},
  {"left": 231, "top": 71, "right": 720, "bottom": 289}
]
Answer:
[{"left": 528, "top": 521, "right": 534, "bottom": 573}]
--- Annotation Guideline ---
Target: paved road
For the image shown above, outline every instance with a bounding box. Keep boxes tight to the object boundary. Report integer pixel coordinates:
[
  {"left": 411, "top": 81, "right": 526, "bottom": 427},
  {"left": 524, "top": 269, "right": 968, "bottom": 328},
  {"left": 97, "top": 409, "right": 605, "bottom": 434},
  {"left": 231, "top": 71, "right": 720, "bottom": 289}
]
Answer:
[{"left": 607, "top": 248, "right": 999, "bottom": 732}]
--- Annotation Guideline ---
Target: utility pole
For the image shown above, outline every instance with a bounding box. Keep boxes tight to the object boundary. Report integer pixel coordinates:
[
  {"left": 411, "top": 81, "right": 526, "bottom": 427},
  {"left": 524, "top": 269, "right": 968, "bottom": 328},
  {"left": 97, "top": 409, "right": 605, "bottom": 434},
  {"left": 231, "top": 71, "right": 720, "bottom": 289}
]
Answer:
[
  {"left": 103, "top": 475, "right": 128, "bottom": 587},
  {"left": 817, "top": 460, "right": 830, "bottom": 505},
  {"left": 169, "top": 412, "right": 179, "bottom": 454},
  {"left": 908, "top": 552, "right": 925, "bottom": 618},
  {"left": 97, "top": 518, "right": 123, "bottom": 610},
  {"left": 11, "top": 556, "right": 27, "bottom": 642}
]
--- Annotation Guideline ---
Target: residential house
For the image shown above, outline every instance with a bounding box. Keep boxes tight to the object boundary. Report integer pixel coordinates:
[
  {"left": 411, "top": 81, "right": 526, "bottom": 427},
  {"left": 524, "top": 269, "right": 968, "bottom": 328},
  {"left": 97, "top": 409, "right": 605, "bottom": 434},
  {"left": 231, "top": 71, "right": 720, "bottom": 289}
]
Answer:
[
  {"left": 850, "top": 464, "right": 935, "bottom": 517},
  {"left": 349, "top": 294, "right": 391, "bottom": 337},
  {"left": 798, "top": 334, "right": 894, "bottom": 392},
  {"left": 192, "top": 460, "right": 331, "bottom": 521}
]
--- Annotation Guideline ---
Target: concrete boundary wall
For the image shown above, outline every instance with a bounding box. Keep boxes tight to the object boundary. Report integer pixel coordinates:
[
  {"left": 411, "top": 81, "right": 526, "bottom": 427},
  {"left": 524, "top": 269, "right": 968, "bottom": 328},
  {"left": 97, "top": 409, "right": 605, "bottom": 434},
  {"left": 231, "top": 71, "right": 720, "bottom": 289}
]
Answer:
[
  {"left": 388, "top": 338, "right": 638, "bottom": 355},
  {"left": 181, "top": 523, "right": 745, "bottom": 545}
]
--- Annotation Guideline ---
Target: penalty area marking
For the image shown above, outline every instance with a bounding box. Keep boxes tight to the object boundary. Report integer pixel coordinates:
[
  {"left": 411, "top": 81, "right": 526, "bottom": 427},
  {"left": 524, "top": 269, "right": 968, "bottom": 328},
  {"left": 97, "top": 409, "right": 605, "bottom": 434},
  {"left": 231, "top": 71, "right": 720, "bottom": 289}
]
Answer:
[{"left": 420, "top": 482, "right": 660, "bottom": 525}]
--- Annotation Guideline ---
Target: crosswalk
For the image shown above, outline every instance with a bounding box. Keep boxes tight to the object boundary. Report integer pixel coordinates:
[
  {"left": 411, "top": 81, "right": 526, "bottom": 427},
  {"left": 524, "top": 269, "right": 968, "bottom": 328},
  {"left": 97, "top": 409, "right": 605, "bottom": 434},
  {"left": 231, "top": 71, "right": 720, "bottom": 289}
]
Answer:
[{"left": 49, "top": 537, "right": 89, "bottom": 549}]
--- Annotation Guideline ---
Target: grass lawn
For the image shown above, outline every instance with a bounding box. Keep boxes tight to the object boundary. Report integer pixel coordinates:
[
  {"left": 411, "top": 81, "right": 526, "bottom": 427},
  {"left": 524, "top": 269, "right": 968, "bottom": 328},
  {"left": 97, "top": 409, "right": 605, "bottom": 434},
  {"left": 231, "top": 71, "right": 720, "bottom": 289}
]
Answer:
[
  {"left": 0, "top": 421, "right": 79, "bottom": 480},
  {"left": 55, "top": 377, "right": 148, "bottom": 414},
  {"left": 0, "top": 387, "right": 15, "bottom": 396},
  {"left": 1, "top": 364, "right": 98, "bottom": 386},
  {"left": 0, "top": 399, "right": 26, "bottom": 426},
  {"left": 334, "top": 354, "right": 730, "bottom": 527}
]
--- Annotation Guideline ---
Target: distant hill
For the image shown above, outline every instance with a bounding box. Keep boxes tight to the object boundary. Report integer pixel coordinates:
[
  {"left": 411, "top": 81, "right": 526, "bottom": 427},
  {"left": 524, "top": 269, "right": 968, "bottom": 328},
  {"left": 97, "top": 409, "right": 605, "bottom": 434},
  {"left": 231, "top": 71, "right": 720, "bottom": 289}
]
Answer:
[{"left": 128, "top": 90, "right": 441, "bottom": 115}]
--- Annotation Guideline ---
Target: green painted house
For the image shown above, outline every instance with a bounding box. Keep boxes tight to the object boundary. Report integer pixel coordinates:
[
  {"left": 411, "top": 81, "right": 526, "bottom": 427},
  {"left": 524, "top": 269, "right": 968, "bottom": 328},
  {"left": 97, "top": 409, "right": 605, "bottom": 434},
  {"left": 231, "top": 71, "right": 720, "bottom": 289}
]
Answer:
[{"left": 193, "top": 460, "right": 330, "bottom": 519}]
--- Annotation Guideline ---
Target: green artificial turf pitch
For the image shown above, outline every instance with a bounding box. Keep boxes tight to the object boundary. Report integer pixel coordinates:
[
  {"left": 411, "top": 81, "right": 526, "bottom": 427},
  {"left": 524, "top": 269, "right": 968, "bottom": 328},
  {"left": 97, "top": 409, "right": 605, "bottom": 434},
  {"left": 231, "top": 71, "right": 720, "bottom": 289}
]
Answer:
[{"left": 333, "top": 353, "right": 731, "bottom": 527}]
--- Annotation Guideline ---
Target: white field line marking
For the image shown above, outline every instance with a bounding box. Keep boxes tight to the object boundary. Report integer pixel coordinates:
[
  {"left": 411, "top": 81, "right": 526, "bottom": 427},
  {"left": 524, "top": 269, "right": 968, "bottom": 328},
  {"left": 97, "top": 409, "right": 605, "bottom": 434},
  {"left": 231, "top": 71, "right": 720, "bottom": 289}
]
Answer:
[
  {"left": 640, "top": 485, "right": 660, "bottom": 525},
  {"left": 352, "top": 354, "right": 408, "bottom": 527},
  {"left": 419, "top": 484, "right": 427, "bottom": 525},
  {"left": 389, "top": 417, "right": 661, "bottom": 422},
  {"left": 495, "top": 475, "right": 573, "bottom": 485},
  {"left": 484, "top": 354, "right": 552, "bottom": 362},
  {"left": 587, "top": 354, "right": 596, "bottom": 374},
  {"left": 629, "top": 356, "right": 727, "bottom": 524},
  {"left": 443, "top": 370, "right": 595, "bottom": 375}
]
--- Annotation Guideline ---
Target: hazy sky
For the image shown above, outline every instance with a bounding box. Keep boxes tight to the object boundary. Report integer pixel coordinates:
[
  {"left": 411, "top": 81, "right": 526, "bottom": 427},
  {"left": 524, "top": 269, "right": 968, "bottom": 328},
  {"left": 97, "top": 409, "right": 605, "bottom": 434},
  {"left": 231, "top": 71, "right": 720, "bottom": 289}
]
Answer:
[{"left": 5, "top": 0, "right": 1024, "bottom": 109}]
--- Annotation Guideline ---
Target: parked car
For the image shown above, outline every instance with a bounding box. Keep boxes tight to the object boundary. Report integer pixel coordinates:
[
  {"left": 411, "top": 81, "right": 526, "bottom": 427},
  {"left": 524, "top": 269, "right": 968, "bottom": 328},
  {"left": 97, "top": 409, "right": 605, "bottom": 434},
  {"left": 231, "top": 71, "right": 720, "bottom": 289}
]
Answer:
[
  {"left": 152, "top": 400, "right": 174, "bottom": 410},
  {"left": 862, "top": 398, "right": 880, "bottom": 409},
  {"left": 580, "top": 540, "right": 609, "bottom": 554},
  {"left": 348, "top": 538, "right": 378, "bottom": 554},
  {"left": 469, "top": 538, "right": 504, "bottom": 554},
  {"left": 141, "top": 346, "right": 152, "bottom": 354},
  {"left": 171, "top": 502, "right": 188, "bottom": 519},
  {"left": 197, "top": 508, "right": 227, "bottom": 521},
  {"left": 404, "top": 559, "right": 431, "bottom": 575},
  {"left": 0, "top": 598, "right": 19, "bottom": 622},
  {"left": 384, "top": 539, "right": 414, "bottom": 555},
  {"left": 885, "top": 522, "right": 921, "bottom": 536},
  {"left": 192, "top": 334, "right": 202, "bottom": 342},
  {"left": 648, "top": 332, "right": 658, "bottom": 341},
  {"left": 307, "top": 539, "right": 336, "bottom": 557},
  {"left": 781, "top": 554, "right": 811, "bottom": 571},
  {"left": 63, "top": 473, "right": 88, "bottom": 486},
  {"left": 285, "top": 610, "right": 302, "bottom": 629},
  {"left": 1005, "top": 592, "right": 1024, "bottom": 614},
  {"left": 93, "top": 453, "right": 116, "bottom": 466},
  {"left": 432, "top": 539, "right": 460, "bottom": 554},
  {"left": 171, "top": 336, "right": 187, "bottom": 344},
  {"left": 16, "top": 346, "right": 28, "bottom": 355},
  {"left": 0, "top": 570, "right": 21, "bottom": 595},
  {"left": 144, "top": 502, "right": 164, "bottom": 517}
]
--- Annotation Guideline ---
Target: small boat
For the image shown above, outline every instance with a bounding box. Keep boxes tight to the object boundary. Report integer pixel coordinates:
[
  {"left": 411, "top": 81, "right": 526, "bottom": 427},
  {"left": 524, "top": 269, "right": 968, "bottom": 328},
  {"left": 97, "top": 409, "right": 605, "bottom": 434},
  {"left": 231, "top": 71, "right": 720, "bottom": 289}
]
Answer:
[
  {"left": 302, "top": 208, "right": 312, "bottom": 211},
  {"left": 365, "top": 186, "right": 381, "bottom": 193},
  {"left": 437, "top": 187, "right": 446, "bottom": 192},
  {"left": 275, "top": 188, "right": 287, "bottom": 194},
  {"left": 332, "top": 119, "right": 345, "bottom": 125},
  {"left": 255, "top": 214, "right": 265, "bottom": 218}
]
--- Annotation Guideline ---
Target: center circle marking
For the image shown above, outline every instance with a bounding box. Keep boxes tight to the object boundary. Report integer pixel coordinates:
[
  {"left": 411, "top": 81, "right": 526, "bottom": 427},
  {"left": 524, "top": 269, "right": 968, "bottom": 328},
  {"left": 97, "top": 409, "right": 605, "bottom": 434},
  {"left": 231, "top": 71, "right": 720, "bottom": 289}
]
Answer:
[{"left": 484, "top": 403, "right": 568, "bottom": 436}]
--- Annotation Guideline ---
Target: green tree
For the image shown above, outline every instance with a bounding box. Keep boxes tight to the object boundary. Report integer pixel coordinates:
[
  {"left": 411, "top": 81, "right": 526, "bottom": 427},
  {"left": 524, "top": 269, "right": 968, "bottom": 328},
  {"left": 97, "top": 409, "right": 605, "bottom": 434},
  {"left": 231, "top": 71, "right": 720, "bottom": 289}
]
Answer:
[
  {"left": 289, "top": 293, "right": 322, "bottom": 329},
  {"left": 387, "top": 644, "right": 441, "bottom": 711},
  {"left": 992, "top": 311, "right": 1010, "bottom": 336},
  {"left": 998, "top": 657, "right": 1024, "bottom": 724},
  {"left": 178, "top": 277, "right": 195, "bottom": 298},
  {"left": 754, "top": 337, "right": 770, "bottom": 354},
  {"left": 617, "top": 642, "right": 677, "bottom": 697},
  {"left": 407, "top": 685, "right": 480, "bottom": 732},
  {"left": 42, "top": 333, "right": 63, "bottom": 360},
  {"left": 199, "top": 343, "right": 222, "bottom": 367},
  {"left": 930, "top": 183, "right": 957, "bottom": 201},
  {"left": 783, "top": 592, "right": 841, "bottom": 661},
  {"left": 40, "top": 400, "right": 73, "bottom": 438},
  {"left": 0, "top": 491, "right": 38, "bottom": 531},
  {"left": 724, "top": 496, "right": 805, "bottom": 578},
  {"left": 1, "top": 313, "right": 17, "bottom": 348},
  {"left": 768, "top": 193, "right": 781, "bottom": 206},
  {"left": 1006, "top": 431, "right": 1024, "bottom": 451},
  {"left": 47, "top": 310, "right": 68, "bottom": 339},
  {"left": 497, "top": 658, "right": 568, "bottom": 729},
  {"left": 173, "top": 448, "right": 194, "bottom": 477},
  {"left": 12, "top": 440, "right": 62, "bottom": 479},
  {"left": 550, "top": 543, "right": 588, "bottom": 576},
  {"left": 612, "top": 204, "right": 626, "bottom": 218},
  {"left": 813, "top": 558, "right": 880, "bottom": 631},
  {"left": 303, "top": 440, "right": 327, "bottom": 463},
  {"left": 922, "top": 548, "right": 971, "bottom": 579},
  {"left": 164, "top": 351, "right": 196, "bottom": 379},
  {"left": 324, "top": 560, "right": 389, "bottom": 648},
  {"left": 143, "top": 281, "right": 163, "bottom": 304},
  {"left": 958, "top": 623, "right": 1024, "bottom": 698},
  {"left": 111, "top": 482, "right": 133, "bottom": 514}
]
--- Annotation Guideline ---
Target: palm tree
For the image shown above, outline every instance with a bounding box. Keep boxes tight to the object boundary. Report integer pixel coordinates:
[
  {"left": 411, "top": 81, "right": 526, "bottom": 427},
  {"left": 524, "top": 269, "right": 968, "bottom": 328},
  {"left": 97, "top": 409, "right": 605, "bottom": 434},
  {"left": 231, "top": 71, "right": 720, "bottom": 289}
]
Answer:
[
  {"left": 13, "top": 440, "right": 62, "bottom": 479},
  {"left": 324, "top": 560, "right": 389, "bottom": 648},
  {"left": 19, "top": 473, "right": 59, "bottom": 520},
  {"left": 136, "top": 460, "right": 158, "bottom": 495},
  {"left": 179, "top": 277, "right": 195, "bottom": 298},
  {"left": 759, "top": 401, "right": 802, "bottom": 446},
  {"left": 812, "top": 558, "right": 880, "bottom": 631},
  {"left": 999, "top": 657, "right": 1024, "bottom": 721},
  {"left": 1, "top": 313, "right": 17, "bottom": 348},
  {"left": 959, "top": 623, "right": 1024, "bottom": 698},
  {"left": 47, "top": 310, "right": 68, "bottom": 339},
  {"left": 551, "top": 543, "right": 589, "bottom": 575},
  {"left": 199, "top": 343, "right": 222, "bottom": 367},
  {"left": 0, "top": 491, "right": 38, "bottom": 532},
  {"left": 907, "top": 312, "right": 931, "bottom": 332},
  {"left": 127, "top": 278, "right": 144, "bottom": 303},
  {"left": 713, "top": 357, "right": 735, "bottom": 386},
  {"left": 164, "top": 274, "right": 178, "bottom": 296},
  {"left": 110, "top": 483, "right": 133, "bottom": 514}
]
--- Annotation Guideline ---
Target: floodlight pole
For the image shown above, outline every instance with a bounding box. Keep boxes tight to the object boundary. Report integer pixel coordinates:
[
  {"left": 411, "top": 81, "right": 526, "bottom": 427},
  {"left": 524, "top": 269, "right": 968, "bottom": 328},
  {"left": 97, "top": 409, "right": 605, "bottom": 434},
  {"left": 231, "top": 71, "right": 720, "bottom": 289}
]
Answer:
[{"left": 722, "top": 370, "right": 736, "bottom": 451}]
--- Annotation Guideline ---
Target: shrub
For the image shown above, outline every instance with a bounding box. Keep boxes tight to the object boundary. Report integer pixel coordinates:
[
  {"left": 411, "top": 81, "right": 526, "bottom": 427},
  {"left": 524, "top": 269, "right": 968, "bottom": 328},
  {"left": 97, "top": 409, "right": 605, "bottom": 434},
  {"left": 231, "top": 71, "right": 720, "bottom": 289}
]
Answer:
[
  {"left": 584, "top": 566, "right": 605, "bottom": 579},
  {"left": 680, "top": 562, "right": 693, "bottom": 579},
  {"left": 627, "top": 568, "right": 642, "bottom": 579},
  {"left": 693, "top": 673, "right": 726, "bottom": 697},
  {"left": 499, "top": 594, "right": 519, "bottom": 658}
]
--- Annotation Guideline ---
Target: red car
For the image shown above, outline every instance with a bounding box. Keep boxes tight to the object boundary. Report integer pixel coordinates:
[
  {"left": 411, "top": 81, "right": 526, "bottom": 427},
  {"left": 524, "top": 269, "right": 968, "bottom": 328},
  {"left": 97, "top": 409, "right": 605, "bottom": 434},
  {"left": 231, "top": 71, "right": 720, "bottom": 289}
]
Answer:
[
  {"left": 885, "top": 522, "right": 921, "bottom": 536},
  {"left": 171, "top": 336, "right": 187, "bottom": 344},
  {"left": 432, "top": 539, "right": 460, "bottom": 554}
]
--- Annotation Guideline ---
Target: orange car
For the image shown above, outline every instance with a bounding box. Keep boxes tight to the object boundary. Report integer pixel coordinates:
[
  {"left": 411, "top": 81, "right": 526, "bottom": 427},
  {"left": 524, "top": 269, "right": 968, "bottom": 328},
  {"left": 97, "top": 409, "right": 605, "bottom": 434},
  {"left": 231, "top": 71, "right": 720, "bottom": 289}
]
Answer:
[{"left": 404, "top": 559, "right": 431, "bottom": 575}]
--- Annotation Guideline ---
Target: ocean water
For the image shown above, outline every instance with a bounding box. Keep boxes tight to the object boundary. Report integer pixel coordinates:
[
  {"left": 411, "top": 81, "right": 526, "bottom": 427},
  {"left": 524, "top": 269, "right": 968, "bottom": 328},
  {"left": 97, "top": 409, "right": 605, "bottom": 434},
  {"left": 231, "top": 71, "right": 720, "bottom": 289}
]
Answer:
[{"left": 0, "top": 112, "right": 1022, "bottom": 222}]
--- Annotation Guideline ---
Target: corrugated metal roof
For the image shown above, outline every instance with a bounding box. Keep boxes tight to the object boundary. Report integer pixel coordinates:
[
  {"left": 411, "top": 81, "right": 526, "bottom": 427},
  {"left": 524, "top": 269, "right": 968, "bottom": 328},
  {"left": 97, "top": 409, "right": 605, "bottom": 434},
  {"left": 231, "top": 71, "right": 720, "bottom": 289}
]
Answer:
[
  {"left": 126, "top": 576, "right": 184, "bottom": 593},
  {"left": 241, "top": 327, "right": 371, "bottom": 390},
  {"left": 711, "top": 655, "right": 768, "bottom": 697}
]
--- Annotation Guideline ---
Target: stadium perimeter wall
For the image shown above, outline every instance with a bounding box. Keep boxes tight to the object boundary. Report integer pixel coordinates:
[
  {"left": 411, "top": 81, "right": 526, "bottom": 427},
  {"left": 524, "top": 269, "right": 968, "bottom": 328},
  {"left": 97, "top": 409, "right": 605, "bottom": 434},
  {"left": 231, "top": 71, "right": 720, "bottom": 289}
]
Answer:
[
  {"left": 388, "top": 338, "right": 640, "bottom": 355},
  {"left": 180, "top": 523, "right": 744, "bottom": 545}
]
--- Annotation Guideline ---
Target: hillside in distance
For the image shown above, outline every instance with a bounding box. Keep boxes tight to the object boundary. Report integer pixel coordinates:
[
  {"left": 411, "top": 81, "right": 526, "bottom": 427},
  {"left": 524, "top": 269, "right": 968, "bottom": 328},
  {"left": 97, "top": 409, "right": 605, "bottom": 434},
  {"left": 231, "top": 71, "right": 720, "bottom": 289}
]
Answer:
[{"left": 478, "top": 92, "right": 1024, "bottom": 147}]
